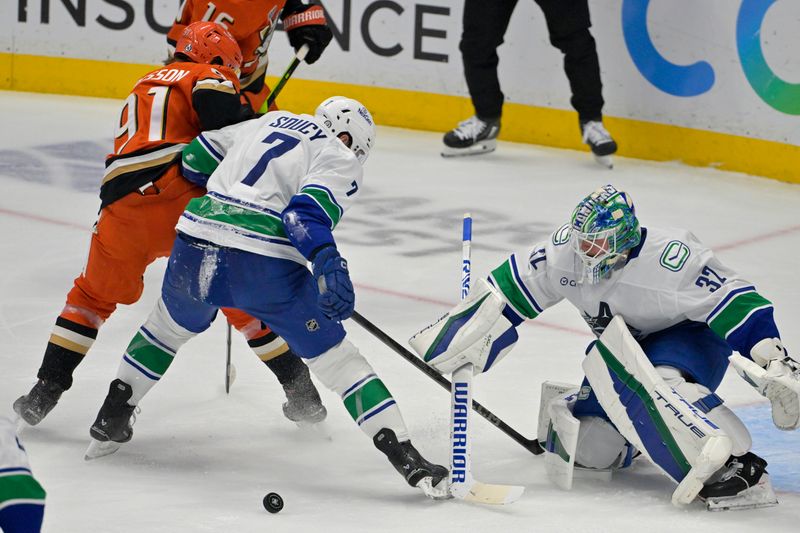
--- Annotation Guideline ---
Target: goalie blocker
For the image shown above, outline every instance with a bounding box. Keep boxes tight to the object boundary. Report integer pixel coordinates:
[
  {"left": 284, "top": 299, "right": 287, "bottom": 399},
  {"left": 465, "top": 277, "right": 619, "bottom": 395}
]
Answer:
[{"left": 410, "top": 279, "right": 519, "bottom": 375}]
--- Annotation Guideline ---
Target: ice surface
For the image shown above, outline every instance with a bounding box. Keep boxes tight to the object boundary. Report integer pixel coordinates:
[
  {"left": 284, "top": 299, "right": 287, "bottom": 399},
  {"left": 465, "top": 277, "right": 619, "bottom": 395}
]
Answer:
[{"left": 1, "top": 91, "right": 798, "bottom": 532}]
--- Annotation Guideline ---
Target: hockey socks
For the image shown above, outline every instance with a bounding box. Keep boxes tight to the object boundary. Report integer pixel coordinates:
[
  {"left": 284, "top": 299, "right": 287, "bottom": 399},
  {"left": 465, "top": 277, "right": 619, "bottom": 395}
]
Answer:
[
  {"left": 117, "top": 299, "right": 197, "bottom": 405},
  {"left": 38, "top": 316, "right": 99, "bottom": 390},
  {"left": 306, "top": 339, "right": 410, "bottom": 441}
]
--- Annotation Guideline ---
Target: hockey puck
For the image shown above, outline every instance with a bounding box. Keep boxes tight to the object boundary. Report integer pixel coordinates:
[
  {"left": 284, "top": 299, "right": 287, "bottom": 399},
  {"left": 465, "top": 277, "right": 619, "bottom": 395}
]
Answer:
[{"left": 263, "top": 492, "right": 284, "bottom": 513}]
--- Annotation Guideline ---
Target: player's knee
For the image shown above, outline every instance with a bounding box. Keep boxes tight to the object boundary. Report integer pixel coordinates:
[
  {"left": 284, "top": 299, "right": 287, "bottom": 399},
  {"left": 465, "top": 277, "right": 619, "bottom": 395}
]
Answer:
[
  {"left": 575, "top": 416, "right": 628, "bottom": 469},
  {"left": 306, "top": 339, "right": 373, "bottom": 396},
  {"left": 549, "top": 28, "right": 595, "bottom": 57},
  {"left": 459, "top": 35, "right": 503, "bottom": 63},
  {"left": 142, "top": 298, "right": 201, "bottom": 349}
]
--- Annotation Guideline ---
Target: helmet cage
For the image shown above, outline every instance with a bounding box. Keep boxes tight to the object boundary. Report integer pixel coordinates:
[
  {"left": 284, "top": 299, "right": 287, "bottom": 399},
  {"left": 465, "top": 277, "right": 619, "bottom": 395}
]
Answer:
[{"left": 569, "top": 185, "right": 641, "bottom": 284}]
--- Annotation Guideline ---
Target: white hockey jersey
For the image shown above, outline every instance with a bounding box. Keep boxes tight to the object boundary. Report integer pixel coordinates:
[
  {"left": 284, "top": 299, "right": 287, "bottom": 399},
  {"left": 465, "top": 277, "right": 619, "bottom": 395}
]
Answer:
[
  {"left": 0, "top": 417, "right": 45, "bottom": 518},
  {"left": 489, "top": 225, "right": 776, "bottom": 353},
  {"left": 177, "top": 111, "right": 363, "bottom": 264}
]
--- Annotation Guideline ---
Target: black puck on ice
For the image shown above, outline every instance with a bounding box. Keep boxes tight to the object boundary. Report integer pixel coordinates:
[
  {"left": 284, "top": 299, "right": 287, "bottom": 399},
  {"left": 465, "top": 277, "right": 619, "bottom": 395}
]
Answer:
[{"left": 263, "top": 492, "right": 284, "bottom": 513}]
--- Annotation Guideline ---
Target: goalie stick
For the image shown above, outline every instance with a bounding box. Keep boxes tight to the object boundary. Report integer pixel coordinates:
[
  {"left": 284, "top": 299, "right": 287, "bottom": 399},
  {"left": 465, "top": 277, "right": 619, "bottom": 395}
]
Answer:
[
  {"left": 447, "top": 214, "right": 525, "bottom": 505},
  {"left": 225, "top": 43, "right": 311, "bottom": 391}
]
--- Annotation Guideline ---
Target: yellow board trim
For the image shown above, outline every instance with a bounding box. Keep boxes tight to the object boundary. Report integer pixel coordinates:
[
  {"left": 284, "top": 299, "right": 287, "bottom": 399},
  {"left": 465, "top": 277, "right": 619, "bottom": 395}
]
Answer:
[{"left": 1, "top": 53, "right": 798, "bottom": 184}]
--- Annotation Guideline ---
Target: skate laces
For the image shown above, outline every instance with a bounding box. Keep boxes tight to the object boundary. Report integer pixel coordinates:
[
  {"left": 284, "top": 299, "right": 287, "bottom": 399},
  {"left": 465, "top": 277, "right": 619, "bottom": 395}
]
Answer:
[
  {"left": 453, "top": 116, "right": 490, "bottom": 141},
  {"left": 582, "top": 121, "right": 613, "bottom": 145}
]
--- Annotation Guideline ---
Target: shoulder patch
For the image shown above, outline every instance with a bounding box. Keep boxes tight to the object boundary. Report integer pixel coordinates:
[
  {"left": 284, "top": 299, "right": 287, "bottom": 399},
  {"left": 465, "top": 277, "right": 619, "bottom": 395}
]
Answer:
[
  {"left": 659, "top": 240, "right": 691, "bottom": 272},
  {"left": 552, "top": 223, "right": 571, "bottom": 246}
]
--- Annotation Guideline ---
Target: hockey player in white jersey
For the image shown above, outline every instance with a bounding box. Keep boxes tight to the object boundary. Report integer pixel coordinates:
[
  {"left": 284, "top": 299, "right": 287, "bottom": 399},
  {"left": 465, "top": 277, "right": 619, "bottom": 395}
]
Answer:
[
  {"left": 411, "top": 184, "right": 799, "bottom": 509},
  {"left": 0, "top": 417, "right": 46, "bottom": 532},
  {"left": 85, "top": 97, "right": 449, "bottom": 498}
]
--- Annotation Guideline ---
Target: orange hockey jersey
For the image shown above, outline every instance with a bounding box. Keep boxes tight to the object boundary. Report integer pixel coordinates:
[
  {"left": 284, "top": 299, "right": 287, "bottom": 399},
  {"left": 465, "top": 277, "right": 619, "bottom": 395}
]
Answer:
[
  {"left": 100, "top": 62, "right": 246, "bottom": 207},
  {"left": 167, "top": 1, "right": 290, "bottom": 98}
]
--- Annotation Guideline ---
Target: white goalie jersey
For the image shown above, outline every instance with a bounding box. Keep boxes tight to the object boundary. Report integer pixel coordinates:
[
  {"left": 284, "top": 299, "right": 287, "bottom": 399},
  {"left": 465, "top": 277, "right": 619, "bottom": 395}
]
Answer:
[
  {"left": 177, "top": 111, "right": 363, "bottom": 264},
  {"left": 489, "top": 225, "right": 776, "bottom": 349}
]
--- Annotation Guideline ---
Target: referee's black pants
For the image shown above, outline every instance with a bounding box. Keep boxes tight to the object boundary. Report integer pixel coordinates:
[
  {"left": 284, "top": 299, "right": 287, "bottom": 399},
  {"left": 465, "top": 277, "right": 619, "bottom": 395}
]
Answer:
[{"left": 460, "top": 0, "right": 605, "bottom": 122}]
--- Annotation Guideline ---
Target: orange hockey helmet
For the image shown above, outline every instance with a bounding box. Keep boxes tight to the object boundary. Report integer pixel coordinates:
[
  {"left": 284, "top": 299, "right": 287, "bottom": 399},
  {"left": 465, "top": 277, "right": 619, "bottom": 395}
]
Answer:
[{"left": 176, "top": 21, "right": 243, "bottom": 71}]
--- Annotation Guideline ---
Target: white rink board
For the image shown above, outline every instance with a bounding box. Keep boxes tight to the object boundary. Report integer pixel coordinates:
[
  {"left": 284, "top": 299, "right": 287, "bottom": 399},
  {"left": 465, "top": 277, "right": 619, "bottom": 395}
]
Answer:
[{"left": 3, "top": 1, "right": 800, "bottom": 144}]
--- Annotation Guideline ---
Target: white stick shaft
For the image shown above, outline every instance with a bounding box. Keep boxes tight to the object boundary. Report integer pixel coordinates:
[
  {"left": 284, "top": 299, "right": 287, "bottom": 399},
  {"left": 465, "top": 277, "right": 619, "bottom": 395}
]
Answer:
[{"left": 450, "top": 214, "right": 474, "bottom": 493}]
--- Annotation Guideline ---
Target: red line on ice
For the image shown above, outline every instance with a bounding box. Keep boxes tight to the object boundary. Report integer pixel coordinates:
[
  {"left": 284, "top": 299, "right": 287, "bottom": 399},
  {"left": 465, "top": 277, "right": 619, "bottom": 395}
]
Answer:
[
  {"left": 0, "top": 207, "right": 89, "bottom": 232},
  {"left": 3, "top": 205, "right": 799, "bottom": 337}
]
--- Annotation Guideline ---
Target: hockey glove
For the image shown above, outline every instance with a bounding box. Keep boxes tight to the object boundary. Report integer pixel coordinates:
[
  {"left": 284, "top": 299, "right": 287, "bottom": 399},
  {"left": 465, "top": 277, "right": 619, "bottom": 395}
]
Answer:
[
  {"left": 409, "top": 278, "right": 518, "bottom": 375},
  {"left": 312, "top": 246, "right": 354, "bottom": 321},
  {"left": 730, "top": 338, "right": 800, "bottom": 430},
  {"left": 283, "top": 4, "right": 332, "bottom": 64}
]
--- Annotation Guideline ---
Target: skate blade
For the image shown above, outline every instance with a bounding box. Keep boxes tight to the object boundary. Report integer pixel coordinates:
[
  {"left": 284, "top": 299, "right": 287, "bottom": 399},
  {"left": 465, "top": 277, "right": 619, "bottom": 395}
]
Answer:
[
  {"left": 441, "top": 140, "right": 497, "bottom": 158},
  {"left": 295, "top": 420, "right": 332, "bottom": 441},
  {"left": 704, "top": 475, "right": 779, "bottom": 512},
  {"left": 14, "top": 415, "right": 27, "bottom": 434},
  {"left": 84, "top": 438, "right": 123, "bottom": 461},
  {"left": 593, "top": 154, "right": 613, "bottom": 169},
  {"left": 416, "top": 477, "right": 452, "bottom": 500}
]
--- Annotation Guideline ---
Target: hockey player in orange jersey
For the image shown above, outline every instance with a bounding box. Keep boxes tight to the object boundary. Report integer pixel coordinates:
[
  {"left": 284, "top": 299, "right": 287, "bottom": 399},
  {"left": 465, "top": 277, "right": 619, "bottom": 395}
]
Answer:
[
  {"left": 13, "top": 22, "right": 326, "bottom": 429},
  {"left": 166, "top": 0, "right": 333, "bottom": 112}
]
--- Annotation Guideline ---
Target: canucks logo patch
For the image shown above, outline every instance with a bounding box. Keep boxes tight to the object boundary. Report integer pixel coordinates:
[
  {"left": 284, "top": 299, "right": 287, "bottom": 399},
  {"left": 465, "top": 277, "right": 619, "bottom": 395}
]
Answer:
[
  {"left": 659, "top": 240, "right": 690, "bottom": 272},
  {"left": 552, "top": 223, "right": 571, "bottom": 246}
]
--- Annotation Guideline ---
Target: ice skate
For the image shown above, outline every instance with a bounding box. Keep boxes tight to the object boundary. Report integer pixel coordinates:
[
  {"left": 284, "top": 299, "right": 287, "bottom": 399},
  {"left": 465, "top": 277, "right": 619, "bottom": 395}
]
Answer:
[
  {"left": 85, "top": 379, "right": 138, "bottom": 461},
  {"left": 13, "top": 379, "right": 65, "bottom": 426},
  {"left": 442, "top": 116, "right": 500, "bottom": 157},
  {"left": 699, "top": 452, "right": 778, "bottom": 511},
  {"left": 282, "top": 371, "right": 328, "bottom": 426},
  {"left": 373, "top": 428, "right": 449, "bottom": 500},
  {"left": 580, "top": 119, "right": 617, "bottom": 169}
]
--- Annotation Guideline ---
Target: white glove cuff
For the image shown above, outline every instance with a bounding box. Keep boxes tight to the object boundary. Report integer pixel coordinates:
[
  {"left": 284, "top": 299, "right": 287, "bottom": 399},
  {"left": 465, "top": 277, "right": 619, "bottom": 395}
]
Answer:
[{"left": 750, "top": 337, "right": 787, "bottom": 367}]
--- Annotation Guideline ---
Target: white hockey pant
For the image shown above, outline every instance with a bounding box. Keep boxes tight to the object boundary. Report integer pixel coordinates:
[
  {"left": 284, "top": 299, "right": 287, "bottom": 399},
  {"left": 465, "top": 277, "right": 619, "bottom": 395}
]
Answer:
[{"left": 306, "top": 339, "right": 410, "bottom": 441}]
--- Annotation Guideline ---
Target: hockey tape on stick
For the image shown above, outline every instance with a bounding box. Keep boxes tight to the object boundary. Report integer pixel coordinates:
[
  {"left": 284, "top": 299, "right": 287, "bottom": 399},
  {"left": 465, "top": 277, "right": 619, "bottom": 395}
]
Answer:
[
  {"left": 350, "top": 314, "right": 542, "bottom": 456},
  {"left": 258, "top": 44, "right": 310, "bottom": 114}
]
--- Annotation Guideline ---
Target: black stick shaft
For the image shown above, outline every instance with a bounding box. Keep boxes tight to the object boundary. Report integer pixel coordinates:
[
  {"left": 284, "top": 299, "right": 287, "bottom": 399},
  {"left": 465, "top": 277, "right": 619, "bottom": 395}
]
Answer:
[
  {"left": 259, "top": 44, "right": 309, "bottom": 114},
  {"left": 350, "top": 311, "right": 543, "bottom": 455}
]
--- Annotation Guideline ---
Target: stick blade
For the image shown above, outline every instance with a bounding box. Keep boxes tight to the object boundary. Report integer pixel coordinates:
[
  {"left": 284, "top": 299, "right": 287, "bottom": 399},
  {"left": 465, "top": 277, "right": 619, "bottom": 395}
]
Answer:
[
  {"left": 85, "top": 439, "right": 122, "bottom": 461},
  {"left": 453, "top": 480, "right": 525, "bottom": 505}
]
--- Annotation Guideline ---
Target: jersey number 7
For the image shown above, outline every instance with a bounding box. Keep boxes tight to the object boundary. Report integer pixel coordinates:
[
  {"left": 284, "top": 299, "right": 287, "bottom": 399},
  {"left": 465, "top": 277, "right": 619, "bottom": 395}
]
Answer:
[{"left": 241, "top": 132, "right": 300, "bottom": 186}]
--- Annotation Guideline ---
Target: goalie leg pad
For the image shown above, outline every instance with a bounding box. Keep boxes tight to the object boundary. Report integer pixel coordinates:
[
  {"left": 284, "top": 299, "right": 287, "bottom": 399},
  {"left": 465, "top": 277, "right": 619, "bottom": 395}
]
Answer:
[
  {"left": 657, "top": 366, "right": 752, "bottom": 456},
  {"left": 307, "top": 339, "right": 409, "bottom": 441},
  {"left": 410, "top": 278, "right": 518, "bottom": 374},
  {"left": 537, "top": 383, "right": 581, "bottom": 490},
  {"left": 582, "top": 316, "right": 733, "bottom": 506}
]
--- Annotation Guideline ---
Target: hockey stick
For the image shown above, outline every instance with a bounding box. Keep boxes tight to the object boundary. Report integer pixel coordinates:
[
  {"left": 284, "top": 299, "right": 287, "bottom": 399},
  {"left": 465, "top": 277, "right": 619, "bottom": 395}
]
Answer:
[
  {"left": 257, "top": 43, "right": 310, "bottom": 114},
  {"left": 350, "top": 311, "right": 543, "bottom": 456},
  {"left": 447, "top": 215, "right": 524, "bottom": 505},
  {"left": 224, "top": 321, "right": 236, "bottom": 394}
]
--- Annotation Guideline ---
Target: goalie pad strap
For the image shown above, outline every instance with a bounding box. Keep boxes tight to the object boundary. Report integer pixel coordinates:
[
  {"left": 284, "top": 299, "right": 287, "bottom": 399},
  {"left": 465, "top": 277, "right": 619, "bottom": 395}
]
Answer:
[{"left": 693, "top": 393, "right": 723, "bottom": 414}]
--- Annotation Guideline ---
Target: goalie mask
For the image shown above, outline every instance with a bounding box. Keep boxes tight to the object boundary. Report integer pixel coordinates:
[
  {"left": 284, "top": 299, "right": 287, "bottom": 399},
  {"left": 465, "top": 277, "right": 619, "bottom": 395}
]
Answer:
[
  {"left": 570, "top": 184, "right": 641, "bottom": 284},
  {"left": 176, "top": 21, "right": 243, "bottom": 73},
  {"left": 315, "top": 96, "right": 376, "bottom": 164}
]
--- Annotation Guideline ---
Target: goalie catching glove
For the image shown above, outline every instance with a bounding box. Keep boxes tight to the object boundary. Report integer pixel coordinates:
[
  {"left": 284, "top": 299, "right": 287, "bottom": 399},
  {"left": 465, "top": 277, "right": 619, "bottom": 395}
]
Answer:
[
  {"left": 409, "top": 279, "right": 518, "bottom": 374},
  {"left": 730, "top": 338, "right": 800, "bottom": 430}
]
